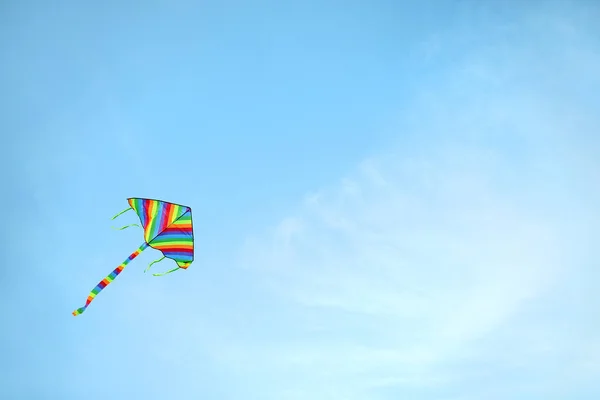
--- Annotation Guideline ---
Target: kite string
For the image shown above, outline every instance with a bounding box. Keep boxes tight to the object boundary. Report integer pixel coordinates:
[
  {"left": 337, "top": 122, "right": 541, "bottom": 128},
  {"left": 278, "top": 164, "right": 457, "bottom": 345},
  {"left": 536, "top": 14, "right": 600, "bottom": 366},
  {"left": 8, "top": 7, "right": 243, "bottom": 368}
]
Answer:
[{"left": 72, "top": 242, "right": 150, "bottom": 316}]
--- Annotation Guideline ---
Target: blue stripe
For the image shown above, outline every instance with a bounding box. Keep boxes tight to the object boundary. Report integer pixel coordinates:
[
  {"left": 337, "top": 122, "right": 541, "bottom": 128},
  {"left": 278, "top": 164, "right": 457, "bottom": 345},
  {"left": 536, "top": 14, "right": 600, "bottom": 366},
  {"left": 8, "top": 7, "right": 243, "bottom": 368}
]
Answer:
[
  {"left": 163, "top": 252, "right": 193, "bottom": 260},
  {"left": 133, "top": 198, "right": 147, "bottom": 228}
]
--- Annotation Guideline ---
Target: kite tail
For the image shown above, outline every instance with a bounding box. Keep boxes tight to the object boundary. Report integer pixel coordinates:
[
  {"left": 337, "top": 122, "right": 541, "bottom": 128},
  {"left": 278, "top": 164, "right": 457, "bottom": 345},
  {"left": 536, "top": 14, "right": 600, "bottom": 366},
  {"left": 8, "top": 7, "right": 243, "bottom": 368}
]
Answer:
[{"left": 72, "top": 242, "right": 149, "bottom": 316}]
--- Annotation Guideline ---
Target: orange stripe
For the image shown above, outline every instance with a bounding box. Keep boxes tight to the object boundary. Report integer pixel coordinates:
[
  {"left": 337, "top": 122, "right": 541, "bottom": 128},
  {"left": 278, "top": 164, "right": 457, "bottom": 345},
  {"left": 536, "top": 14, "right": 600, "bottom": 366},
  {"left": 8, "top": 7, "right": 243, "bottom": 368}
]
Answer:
[
  {"left": 171, "top": 222, "right": 192, "bottom": 227},
  {"left": 152, "top": 245, "right": 194, "bottom": 251}
]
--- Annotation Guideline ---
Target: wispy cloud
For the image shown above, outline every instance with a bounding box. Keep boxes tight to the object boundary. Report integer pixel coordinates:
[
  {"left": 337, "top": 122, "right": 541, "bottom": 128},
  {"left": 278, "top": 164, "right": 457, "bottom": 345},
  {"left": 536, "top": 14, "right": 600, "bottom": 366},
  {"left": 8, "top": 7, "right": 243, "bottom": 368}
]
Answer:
[{"left": 233, "top": 6, "right": 600, "bottom": 399}]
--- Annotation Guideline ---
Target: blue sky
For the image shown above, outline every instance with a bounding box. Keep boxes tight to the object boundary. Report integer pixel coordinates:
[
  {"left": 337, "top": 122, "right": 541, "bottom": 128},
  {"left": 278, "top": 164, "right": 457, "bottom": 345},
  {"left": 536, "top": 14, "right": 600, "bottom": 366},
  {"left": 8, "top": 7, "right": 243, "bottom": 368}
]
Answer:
[{"left": 2, "top": 0, "right": 599, "bottom": 399}]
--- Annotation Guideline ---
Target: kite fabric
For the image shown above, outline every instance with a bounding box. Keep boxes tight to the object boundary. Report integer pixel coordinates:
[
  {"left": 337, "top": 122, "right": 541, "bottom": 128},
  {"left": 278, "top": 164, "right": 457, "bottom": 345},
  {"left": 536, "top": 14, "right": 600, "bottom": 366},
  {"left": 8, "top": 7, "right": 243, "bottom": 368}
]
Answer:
[{"left": 72, "top": 198, "right": 194, "bottom": 316}]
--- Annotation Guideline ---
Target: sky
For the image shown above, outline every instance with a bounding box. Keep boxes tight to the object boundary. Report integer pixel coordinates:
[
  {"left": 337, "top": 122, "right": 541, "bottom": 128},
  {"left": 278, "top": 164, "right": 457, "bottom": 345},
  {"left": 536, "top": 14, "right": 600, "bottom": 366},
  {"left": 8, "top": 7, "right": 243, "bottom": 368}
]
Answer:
[{"left": 1, "top": 0, "right": 599, "bottom": 399}]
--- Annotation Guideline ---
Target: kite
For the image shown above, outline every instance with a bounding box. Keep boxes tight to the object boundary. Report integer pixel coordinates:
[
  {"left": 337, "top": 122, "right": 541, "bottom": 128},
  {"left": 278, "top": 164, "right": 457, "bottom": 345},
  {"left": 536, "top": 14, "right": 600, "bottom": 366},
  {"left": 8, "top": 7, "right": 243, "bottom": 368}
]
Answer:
[{"left": 72, "top": 198, "right": 194, "bottom": 316}]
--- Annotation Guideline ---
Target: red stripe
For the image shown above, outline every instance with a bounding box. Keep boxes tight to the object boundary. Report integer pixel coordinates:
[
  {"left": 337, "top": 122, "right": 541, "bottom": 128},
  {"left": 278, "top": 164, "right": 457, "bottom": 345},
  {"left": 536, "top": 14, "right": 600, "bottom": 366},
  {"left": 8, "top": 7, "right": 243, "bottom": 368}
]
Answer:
[
  {"left": 161, "top": 226, "right": 192, "bottom": 233},
  {"left": 144, "top": 199, "right": 151, "bottom": 229},
  {"left": 160, "top": 203, "right": 171, "bottom": 234},
  {"left": 158, "top": 246, "right": 193, "bottom": 253}
]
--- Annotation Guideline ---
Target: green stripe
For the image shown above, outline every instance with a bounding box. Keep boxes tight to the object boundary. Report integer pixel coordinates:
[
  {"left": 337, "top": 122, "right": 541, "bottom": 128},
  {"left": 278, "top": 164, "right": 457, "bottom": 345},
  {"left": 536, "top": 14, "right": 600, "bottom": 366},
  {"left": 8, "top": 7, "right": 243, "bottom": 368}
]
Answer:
[{"left": 151, "top": 240, "right": 193, "bottom": 246}]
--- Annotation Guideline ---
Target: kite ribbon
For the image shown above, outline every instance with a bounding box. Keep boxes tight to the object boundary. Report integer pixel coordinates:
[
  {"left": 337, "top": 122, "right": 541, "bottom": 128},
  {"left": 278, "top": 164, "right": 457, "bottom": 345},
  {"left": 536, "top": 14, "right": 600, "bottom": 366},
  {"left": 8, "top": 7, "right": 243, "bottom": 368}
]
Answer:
[
  {"left": 111, "top": 207, "right": 133, "bottom": 220},
  {"left": 145, "top": 256, "right": 165, "bottom": 273},
  {"left": 110, "top": 207, "right": 139, "bottom": 230},
  {"left": 144, "top": 255, "right": 180, "bottom": 276},
  {"left": 72, "top": 242, "right": 150, "bottom": 316},
  {"left": 111, "top": 223, "right": 141, "bottom": 230},
  {"left": 152, "top": 266, "right": 180, "bottom": 277}
]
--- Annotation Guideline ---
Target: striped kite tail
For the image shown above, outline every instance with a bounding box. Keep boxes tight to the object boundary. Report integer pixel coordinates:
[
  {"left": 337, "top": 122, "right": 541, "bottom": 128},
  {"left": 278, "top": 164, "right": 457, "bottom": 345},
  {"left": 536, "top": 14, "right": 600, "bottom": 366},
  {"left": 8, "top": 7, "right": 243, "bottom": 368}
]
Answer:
[{"left": 72, "top": 242, "right": 149, "bottom": 316}]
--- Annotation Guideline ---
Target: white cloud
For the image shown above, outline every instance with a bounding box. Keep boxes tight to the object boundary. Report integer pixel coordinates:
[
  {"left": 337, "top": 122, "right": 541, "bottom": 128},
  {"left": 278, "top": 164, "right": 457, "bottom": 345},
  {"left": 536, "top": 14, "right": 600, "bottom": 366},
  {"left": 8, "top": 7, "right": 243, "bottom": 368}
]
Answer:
[{"left": 232, "top": 6, "right": 600, "bottom": 399}]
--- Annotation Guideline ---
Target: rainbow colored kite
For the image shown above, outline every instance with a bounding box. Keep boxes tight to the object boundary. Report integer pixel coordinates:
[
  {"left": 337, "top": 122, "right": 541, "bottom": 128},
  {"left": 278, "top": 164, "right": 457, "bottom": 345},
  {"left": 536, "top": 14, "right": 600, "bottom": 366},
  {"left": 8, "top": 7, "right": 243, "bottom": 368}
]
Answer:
[{"left": 72, "top": 198, "right": 194, "bottom": 316}]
